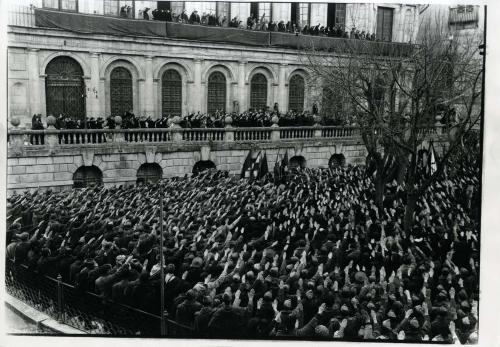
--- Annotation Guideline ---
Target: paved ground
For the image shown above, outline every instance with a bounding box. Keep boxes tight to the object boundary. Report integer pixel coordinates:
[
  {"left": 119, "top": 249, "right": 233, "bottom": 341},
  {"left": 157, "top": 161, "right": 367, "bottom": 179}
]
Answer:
[{"left": 4, "top": 305, "right": 49, "bottom": 334}]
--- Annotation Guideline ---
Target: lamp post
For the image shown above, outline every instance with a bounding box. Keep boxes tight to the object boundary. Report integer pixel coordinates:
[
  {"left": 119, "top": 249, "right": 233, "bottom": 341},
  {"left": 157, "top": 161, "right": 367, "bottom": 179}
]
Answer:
[{"left": 159, "top": 182, "right": 166, "bottom": 336}]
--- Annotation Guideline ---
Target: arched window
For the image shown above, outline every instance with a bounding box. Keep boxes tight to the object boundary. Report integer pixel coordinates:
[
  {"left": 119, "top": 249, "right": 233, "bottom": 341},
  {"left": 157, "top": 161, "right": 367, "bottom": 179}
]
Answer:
[
  {"left": 288, "top": 75, "right": 305, "bottom": 112},
  {"left": 73, "top": 166, "right": 103, "bottom": 188},
  {"left": 137, "top": 163, "right": 163, "bottom": 185},
  {"left": 45, "top": 56, "right": 85, "bottom": 120},
  {"left": 250, "top": 73, "right": 267, "bottom": 110},
  {"left": 207, "top": 72, "right": 227, "bottom": 114},
  {"left": 192, "top": 160, "right": 216, "bottom": 176},
  {"left": 162, "top": 69, "right": 182, "bottom": 116},
  {"left": 110, "top": 66, "right": 133, "bottom": 116}
]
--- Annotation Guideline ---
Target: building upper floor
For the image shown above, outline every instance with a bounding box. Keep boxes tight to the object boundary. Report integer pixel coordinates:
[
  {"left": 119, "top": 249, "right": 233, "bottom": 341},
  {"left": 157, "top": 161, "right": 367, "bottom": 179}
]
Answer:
[{"left": 9, "top": 1, "right": 422, "bottom": 44}]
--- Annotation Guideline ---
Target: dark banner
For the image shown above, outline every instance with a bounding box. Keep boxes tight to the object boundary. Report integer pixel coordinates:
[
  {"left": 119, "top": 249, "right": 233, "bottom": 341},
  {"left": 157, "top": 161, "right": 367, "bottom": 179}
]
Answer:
[
  {"left": 167, "top": 22, "right": 270, "bottom": 46},
  {"left": 35, "top": 8, "right": 167, "bottom": 38},
  {"left": 270, "top": 32, "right": 413, "bottom": 57}
]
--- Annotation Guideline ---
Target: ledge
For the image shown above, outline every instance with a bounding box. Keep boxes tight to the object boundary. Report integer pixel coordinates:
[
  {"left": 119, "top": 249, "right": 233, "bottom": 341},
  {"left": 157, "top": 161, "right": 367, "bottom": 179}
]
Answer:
[
  {"left": 7, "top": 136, "right": 365, "bottom": 158},
  {"left": 4, "top": 293, "right": 87, "bottom": 335}
]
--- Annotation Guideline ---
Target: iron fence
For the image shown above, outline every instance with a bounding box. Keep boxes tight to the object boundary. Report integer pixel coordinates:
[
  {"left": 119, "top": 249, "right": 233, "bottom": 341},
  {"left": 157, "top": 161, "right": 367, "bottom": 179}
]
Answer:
[{"left": 5, "top": 259, "right": 195, "bottom": 337}]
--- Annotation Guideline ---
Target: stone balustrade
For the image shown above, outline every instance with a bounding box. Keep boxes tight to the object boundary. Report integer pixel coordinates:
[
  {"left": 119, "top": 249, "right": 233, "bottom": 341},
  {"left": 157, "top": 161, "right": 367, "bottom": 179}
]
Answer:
[
  {"left": 5, "top": 121, "right": 447, "bottom": 194},
  {"left": 7, "top": 125, "right": 368, "bottom": 148},
  {"left": 7, "top": 123, "right": 445, "bottom": 150}
]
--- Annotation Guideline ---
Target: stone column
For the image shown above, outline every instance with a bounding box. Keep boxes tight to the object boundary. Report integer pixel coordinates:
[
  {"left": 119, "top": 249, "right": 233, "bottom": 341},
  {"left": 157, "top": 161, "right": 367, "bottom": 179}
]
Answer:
[
  {"left": 27, "top": 48, "right": 41, "bottom": 116},
  {"left": 278, "top": 63, "right": 288, "bottom": 112},
  {"left": 238, "top": 61, "right": 247, "bottom": 112},
  {"left": 88, "top": 52, "right": 101, "bottom": 118},
  {"left": 224, "top": 116, "right": 234, "bottom": 142},
  {"left": 193, "top": 59, "right": 203, "bottom": 113},
  {"left": 143, "top": 55, "right": 155, "bottom": 117}
]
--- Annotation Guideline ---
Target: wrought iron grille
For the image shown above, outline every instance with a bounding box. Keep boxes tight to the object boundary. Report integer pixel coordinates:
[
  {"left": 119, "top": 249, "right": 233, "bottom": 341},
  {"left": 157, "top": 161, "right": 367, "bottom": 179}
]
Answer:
[
  {"left": 288, "top": 75, "right": 305, "bottom": 112},
  {"left": 250, "top": 73, "right": 267, "bottom": 111},
  {"left": 329, "top": 154, "right": 346, "bottom": 168},
  {"left": 137, "top": 163, "right": 163, "bottom": 184},
  {"left": 161, "top": 69, "right": 182, "bottom": 116},
  {"left": 73, "top": 166, "right": 103, "bottom": 188},
  {"left": 192, "top": 161, "right": 216, "bottom": 175},
  {"left": 45, "top": 56, "right": 85, "bottom": 119},
  {"left": 110, "top": 67, "right": 133, "bottom": 116},
  {"left": 207, "top": 71, "right": 226, "bottom": 114}
]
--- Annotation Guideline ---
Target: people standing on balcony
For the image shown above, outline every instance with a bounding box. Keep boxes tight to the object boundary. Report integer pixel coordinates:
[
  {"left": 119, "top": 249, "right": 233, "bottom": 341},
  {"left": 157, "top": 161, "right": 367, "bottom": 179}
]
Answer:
[
  {"left": 190, "top": 10, "right": 201, "bottom": 24},
  {"left": 142, "top": 8, "right": 150, "bottom": 20},
  {"left": 278, "top": 21, "right": 286, "bottom": 32},
  {"left": 30, "top": 114, "right": 44, "bottom": 145},
  {"left": 181, "top": 10, "right": 189, "bottom": 23},
  {"left": 166, "top": 10, "right": 173, "bottom": 22},
  {"left": 247, "top": 14, "right": 255, "bottom": 30},
  {"left": 120, "top": 5, "right": 127, "bottom": 18},
  {"left": 127, "top": 6, "right": 134, "bottom": 19}
]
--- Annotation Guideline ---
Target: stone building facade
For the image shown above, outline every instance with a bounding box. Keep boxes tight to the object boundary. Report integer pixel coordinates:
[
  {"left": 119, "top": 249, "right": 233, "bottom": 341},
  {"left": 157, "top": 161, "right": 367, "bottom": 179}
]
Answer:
[
  {"left": 8, "top": 1, "right": 421, "bottom": 128},
  {"left": 7, "top": 133, "right": 369, "bottom": 193}
]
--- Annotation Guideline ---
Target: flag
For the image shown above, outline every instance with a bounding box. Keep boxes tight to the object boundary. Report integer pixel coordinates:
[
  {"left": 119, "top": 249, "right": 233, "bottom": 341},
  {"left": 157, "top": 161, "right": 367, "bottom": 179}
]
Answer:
[
  {"left": 253, "top": 151, "right": 262, "bottom": 179},
  {"left": 241, "top": 150, "right": 253, "bottom": 178},
  {"left": 429, "top": 140, "right": 437, "bottom": 175},
  {"left": 274, "top": 153, "right": 282, "bottom": 184},
  {"left": 260, "top": 151, "right": 269, "bottom": 179},
  {"left": 281, "top": 149, "right": 289, "bottom": 182}
]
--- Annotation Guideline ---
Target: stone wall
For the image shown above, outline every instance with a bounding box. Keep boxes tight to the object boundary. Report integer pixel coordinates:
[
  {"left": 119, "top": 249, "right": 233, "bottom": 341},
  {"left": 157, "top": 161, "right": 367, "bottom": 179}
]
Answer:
[{"left": 7, "top": 138, "right": 368, "bottom": 194}]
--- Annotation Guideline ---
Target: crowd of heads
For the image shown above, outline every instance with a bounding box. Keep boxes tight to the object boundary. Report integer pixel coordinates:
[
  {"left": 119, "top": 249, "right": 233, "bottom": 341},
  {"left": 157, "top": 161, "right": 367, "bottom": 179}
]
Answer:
[
  {"left": 6, "top": 138, "right": 480, "bottom": 341},
  {"left": 33, "top": 107, "right": 349, "bottom": 131},
  {"left": 147, "top": 6, "right": 380, "bottom": 41}
]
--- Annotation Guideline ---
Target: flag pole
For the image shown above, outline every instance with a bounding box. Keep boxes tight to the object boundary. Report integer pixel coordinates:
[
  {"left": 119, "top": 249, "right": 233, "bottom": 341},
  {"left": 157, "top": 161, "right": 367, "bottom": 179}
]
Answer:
[{"left": 159, "top": 182, "right": 165, "bottom": 336}]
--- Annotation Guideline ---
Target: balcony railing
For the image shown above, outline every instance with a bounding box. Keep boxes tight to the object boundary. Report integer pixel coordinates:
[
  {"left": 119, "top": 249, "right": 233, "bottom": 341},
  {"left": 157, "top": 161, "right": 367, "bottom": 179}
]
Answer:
[
  {"left": 8, "top": 5, "right": 35, "bottom": 27},
  {"left": 7, "top": 125, "right": 445, "bottom": 150}
]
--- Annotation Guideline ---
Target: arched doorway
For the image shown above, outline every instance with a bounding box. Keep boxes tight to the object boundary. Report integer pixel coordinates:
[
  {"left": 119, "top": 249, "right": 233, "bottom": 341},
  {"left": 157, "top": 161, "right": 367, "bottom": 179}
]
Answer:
[
  {"left": 45, "top": 56, "right": 85, "bottom": 120},
  {"left": 288, "top": 75, "right": 305, "bottom": 112},
  {"left": 329, "top": 154, "right": 346, "bottom": 168},
  {"left": 250, "top": 73, "right": 267, "bottom": 110},
  {"left": 289, "top": 156, "right": 307, "bottom": 169},
  {"left": 137, "top": 163, "right": 163, "bottom": 185},
  {"left": 207, "top": 71, "right": 226, "bottom": 114},
  {"left": 162, "top": 69, "right": 182, "bottom": 116},
  {"left": 73, "top": 165, "right": 103, "bottom": 188},
  {"left": 192, "top": 160, "right": 216, "bottom": 176},
  {"left": 110, "top": 66, "right": 133, "bottom": 116}
]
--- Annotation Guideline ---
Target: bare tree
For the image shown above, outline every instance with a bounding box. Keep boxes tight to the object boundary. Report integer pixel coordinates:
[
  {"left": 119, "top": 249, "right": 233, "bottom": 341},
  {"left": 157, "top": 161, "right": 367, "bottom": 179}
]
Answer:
[{"left": 303, "top": 10, "right": 483, "bottom": 231}]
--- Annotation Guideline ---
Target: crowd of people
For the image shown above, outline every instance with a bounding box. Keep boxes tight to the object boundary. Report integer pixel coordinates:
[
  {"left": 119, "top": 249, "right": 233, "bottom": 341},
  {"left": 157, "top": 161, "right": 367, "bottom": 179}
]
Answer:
[
  {"left": 32, "top": 108, "right": 345, "bottom": 132},
  {"left": 147, "top": 7, "right": 379, "bottom": 41},
  {"left": 6, "top": 140, "right": 480, "bottom": 341}
]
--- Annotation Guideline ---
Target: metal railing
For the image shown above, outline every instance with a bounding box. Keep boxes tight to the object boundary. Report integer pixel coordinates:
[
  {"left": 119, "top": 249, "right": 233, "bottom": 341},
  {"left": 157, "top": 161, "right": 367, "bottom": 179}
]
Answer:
[
  {"left": 5, "top": 259, "right": 195, "bottom": 337},
  {"left": 8, "top": 5, "right": 35, "bottom": 27}
]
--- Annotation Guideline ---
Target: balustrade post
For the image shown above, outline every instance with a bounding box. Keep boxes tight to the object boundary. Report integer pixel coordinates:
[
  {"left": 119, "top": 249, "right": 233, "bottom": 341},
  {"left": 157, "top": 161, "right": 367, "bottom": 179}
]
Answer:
[
  {"left": 313, "top": 115, "right": 322, "bottom": 138},
  {"left": 271, "top": 115, "right": 280, "bottom": 142},
  {"left": 46, "top": 115, "right": 59, "bottom": 147},
  {"left": 9, "top": 131, "right": 25, "bottom": 148},
  {"left": 224, "top": 116, "right": 234, "bottom": 142},
  {"left": 9, "top": 118, "right": 25, "bottom": 149},
  {"left": 171, "top": 116, "right": 183, "bottom": 143},
  {"left": 113, "top": 116, "right": 125, "bottom": 143},
  {"left": 56, "top": 274, "right": 64, "bottom": 323}
]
